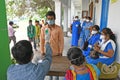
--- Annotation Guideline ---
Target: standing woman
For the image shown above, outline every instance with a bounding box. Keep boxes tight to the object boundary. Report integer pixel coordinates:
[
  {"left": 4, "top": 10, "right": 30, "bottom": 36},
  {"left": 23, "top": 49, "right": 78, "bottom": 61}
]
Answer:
[
  {"left": 83, "top": 17, "right": 93, "bottom": 41},
  {"left": 86, "top": 28, "right": 116, "bottom": 65},
  {"left": 71, "top": 16, "right": 81, "bottom": 47}
]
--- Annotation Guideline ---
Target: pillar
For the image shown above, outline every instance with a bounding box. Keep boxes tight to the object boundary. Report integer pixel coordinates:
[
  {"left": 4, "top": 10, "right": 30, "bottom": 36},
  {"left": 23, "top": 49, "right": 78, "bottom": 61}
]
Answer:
[
  {"left": 54, "top": 0, "right": 62, "bottom": 26},
  {"left": 100, "top": 0, "right": 110, "bottom": 31},
  {"left": 71, "top": 1, "right": 75, "bottom": 20},
  {"left": 63, "top": 5, "right": 68, "bottom": 32},
  {"left": 0, "top": 0, "right": 11, "bottom": 79},
  {"left": 68, "top": 8, "right": 71, "bottom": 28},
  {"left": 68, "top": 0, "right": 71, "bottom": 29}
]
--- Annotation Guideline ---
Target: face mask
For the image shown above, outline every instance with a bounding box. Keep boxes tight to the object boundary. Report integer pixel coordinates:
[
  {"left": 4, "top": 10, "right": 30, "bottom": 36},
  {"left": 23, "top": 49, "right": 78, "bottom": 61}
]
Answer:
[
  {"left": 91, "top": 31, "right": 97, "bottom": 35},
  {"left": 100, "top": 35, "right": 106, "bottom": 43},
  {"left": 74, "top": 18, "right": 78, "bottom": 21},
  {"left": 100, "top": 35, "right": 105, "bottom": 39},
  {"left": 86, "top": 19, "right": 89, "bottom": 22},
  {"left": 47, "top": 20, "right": 55, "bottom": 25},
  {"left": 83, "top": 18, "right": 86, "bottom": 21}
]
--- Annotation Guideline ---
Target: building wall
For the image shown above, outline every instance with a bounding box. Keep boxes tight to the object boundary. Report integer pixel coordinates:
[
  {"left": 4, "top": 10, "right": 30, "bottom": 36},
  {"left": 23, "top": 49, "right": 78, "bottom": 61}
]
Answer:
[
  {"left": 108, "top": 0, "right": 120, "bottom": 63},
  {"left": 82, "top": 0, "right": 89, "bottom": 11},
  {"left": 94, "top": 0, "right": 102, "bottom": 25}
]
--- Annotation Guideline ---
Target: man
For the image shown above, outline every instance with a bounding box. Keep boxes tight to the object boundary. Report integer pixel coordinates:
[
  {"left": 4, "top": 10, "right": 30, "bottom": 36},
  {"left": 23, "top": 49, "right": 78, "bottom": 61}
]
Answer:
[
  {"left": 35, "top": 20, "right": 40, "bottom": 46},
  {"left": 40, "top": 11, "right": 64, "bottom": 56},
  {"left": 8, "top": 21, "right": 16, "bottom": 45},
  {"left": 27, "top": 20, "right": 37, "bottom": 51},
  {"left": 71, "top": 16, "right": 81, "bottom": 47},
  {"left": 7, "top": 39, "right": 52, "bottom": 80}
]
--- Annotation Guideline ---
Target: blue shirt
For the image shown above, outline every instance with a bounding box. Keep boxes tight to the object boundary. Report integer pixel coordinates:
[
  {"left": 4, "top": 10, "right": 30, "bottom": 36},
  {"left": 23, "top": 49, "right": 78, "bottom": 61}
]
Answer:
[
  {"left": 7, "top": 43, "right": 52, "bottom": 80},
  {"left": 82, "top": 22, "right": 93, "bottom": 40},
  {"left": 76, "top": 64, "right": 100, "bottom": 80},
  {"left": 76, "top": 73, "right": 90, "bottom": 80},
  {"left": 83, "top": 33, "right": 100, "bottom": 56},
  {"left": 64, "top": 64, "right": 100, "bottom": 80}
]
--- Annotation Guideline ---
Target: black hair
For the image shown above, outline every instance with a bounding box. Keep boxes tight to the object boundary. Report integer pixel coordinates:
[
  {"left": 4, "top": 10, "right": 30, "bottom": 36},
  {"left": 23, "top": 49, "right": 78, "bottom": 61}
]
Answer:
[
  {"left": 93, "top": 25, "right": 100, "bottom": 31},
  {"left": 9, "top": 21, "right": 14, "bottom": 25},
  {"left": 102, "top": 28, "right": 116, "bottom": 43},
  {"left": 35, "top": 20, "right": 39, "bottom": 23},
  {"left": 29, "top": 20, "right": 32, "bottom": 23},
  {"left": 75, "top": 16, "right": 79, "bottom": 18},
  {"left": 46, "top": 11, "right": 56, "bottom": 19},
  {"left": 67, "top": 47, "right": 85, "bottom": 66},
  {"left": 86, "top": 16, "right": 91, "bottom": 20},
  {"left": 12, "top": 40, "right": 33, "bottom": 64}
]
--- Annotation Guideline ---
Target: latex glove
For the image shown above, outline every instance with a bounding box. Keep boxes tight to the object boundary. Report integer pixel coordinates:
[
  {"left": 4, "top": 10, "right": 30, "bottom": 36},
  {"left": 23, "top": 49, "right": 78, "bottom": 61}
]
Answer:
[{"left": 45, "top": 28, "right": 50, "bottom": 42}]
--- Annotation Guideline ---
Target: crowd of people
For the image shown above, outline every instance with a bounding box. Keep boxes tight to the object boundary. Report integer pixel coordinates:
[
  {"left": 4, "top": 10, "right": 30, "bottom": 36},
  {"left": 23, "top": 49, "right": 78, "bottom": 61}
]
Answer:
[
  {"left": 7, "top": 11, "right": 117, "bottom": 80},
  {"left": 70, "top": 16, "right": 116, "bottom": 65}
]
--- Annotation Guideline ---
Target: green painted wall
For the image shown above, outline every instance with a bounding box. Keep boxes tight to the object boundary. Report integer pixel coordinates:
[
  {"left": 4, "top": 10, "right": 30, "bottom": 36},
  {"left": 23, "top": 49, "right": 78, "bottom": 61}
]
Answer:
[{"left": 0, "top": 0, "right": 11, "bottom": 79}]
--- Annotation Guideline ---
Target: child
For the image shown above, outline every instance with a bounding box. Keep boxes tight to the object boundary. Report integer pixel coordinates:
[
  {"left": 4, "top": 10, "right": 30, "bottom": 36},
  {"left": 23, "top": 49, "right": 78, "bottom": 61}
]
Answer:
[
  {"left": 65, "top": 47, "right": 100, "bottom": 80},
  {"left": 7, "top": 40, "right": 52, "bottom": 80}
]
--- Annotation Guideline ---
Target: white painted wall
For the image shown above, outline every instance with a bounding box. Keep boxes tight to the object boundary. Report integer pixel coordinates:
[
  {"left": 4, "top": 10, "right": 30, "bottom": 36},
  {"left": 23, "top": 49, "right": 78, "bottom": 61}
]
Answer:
[
  {"left": 54, "top": 0, "right": 62, "bottom": 26},
  {"left": 82, "top": 0, "right": 89, "bottom": 11},
  {"left": 108, "top": 0, "right": 120, "bottom": 63},
  {"left": 94, "top": 0, "right": 102, "bottom": 25},
  {"left": 71, "top": 2, "right": 75, "bottom": 22}
]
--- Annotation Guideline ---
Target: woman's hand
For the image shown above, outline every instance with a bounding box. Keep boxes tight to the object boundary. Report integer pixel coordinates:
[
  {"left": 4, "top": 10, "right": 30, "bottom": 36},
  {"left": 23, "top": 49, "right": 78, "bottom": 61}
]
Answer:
[{"left": 93, "top": 45, "right": 100, "bottom": 52}]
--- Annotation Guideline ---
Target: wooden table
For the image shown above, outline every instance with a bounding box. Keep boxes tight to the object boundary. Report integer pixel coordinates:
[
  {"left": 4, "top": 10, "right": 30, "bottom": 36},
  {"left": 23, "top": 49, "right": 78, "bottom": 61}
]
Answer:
[{"left": 47, "top": 56, "right": 71, "bottom": 76}]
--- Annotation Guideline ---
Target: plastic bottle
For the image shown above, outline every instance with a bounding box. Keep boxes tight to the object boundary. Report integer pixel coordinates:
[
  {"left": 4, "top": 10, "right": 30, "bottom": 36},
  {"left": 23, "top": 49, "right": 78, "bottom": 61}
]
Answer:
[{"left": 45, "top": 28, "right": 48, "bottom": 35}]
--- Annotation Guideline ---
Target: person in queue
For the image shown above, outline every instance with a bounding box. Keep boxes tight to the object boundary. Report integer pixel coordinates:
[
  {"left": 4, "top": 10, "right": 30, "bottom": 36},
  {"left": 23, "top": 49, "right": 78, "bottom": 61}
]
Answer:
[
  {"left": 70, "top": 16, "right": 81, "bottom": 47},
  {"left": 40, "top": 11, "right": 64, "bottom": 56},
  {"left": 65, "top": 47, "right": 100, "bottom": 80}
]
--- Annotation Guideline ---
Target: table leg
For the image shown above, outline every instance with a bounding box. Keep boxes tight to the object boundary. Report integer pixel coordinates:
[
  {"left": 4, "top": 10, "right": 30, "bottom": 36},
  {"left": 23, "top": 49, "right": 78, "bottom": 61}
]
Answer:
[
  {"left": 49, "top": 76, "right": 53, "bottom": 80},
  {"left": 54, "top": 76, "right": 59, "bottom": 80}
]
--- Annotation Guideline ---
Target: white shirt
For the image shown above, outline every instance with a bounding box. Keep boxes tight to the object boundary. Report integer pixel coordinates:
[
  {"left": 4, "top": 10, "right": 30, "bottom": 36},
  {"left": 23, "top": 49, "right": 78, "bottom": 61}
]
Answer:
[{"left": 8, "top": 25, "right": 15, "bottom": 37}]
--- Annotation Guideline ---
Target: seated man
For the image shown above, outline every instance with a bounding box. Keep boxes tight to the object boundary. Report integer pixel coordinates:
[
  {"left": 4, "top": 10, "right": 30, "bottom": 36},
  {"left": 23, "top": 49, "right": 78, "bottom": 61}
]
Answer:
[
  {"left": 7, "top": 31, "right": 52, "bottom": 80},
  {"left": 65, "top": 47, "right": 100, "bottom": 80}
]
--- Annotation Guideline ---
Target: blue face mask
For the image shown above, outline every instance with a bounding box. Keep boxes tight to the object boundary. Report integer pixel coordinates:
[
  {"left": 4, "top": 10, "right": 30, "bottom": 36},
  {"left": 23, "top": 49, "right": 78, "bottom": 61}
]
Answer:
[{"left": 47, "top": 20, "right": 55, "bottom": 25}]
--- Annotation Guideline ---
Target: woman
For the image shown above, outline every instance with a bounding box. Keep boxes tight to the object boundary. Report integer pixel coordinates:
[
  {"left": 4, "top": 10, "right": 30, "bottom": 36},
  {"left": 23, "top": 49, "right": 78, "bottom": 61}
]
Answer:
[
  {"left": 71, "top": 16, "right": 81, "bottom": 47},
  {"left": 86, "top": 28, "right": 116, "bottom": 65},
  {"left": 82, "top": 25, "right": 100, "bottom": 56},
  {"left": 65, "top": 47, "right": 100, "bottom": 80},
  {"left": 79, "top": 17, "right": 93, "bottom": 49}
]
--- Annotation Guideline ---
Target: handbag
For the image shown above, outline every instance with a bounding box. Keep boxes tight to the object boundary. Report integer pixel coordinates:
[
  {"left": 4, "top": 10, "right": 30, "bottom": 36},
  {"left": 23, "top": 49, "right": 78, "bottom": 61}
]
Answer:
[
  {"left": 90, "top": 50, "right": 100, "bottom": 59},
  {"left": 82, "top": 41, "right": 89, "bottom": 50},
  {"left": 97, "top": 62, "right": 120, "bottom": 79}
]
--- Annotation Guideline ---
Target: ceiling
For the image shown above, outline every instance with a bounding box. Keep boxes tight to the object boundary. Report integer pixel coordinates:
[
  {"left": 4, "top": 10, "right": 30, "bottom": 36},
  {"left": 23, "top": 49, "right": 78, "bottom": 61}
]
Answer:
[{"left": 72, "top": 0, "right": 82, "bottom": 10}]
